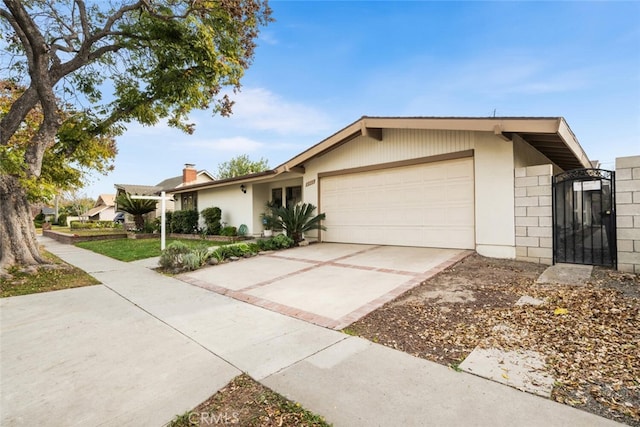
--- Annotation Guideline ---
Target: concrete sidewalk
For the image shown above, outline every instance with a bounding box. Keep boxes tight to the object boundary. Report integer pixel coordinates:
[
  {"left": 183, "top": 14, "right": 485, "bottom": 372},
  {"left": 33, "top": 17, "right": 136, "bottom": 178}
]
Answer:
[{"left": 1, "top": 238, "right": 622, "bottom": 426}]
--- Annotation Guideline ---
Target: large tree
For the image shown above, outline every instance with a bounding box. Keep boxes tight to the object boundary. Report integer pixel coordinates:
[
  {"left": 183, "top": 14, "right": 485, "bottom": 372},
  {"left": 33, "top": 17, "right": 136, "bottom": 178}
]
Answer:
[
  {"left": 217, "top": 153, "right": 269, "bottom": 179},
  {"left": 0, "top": 0, "right": 272, "bottom": 275}
]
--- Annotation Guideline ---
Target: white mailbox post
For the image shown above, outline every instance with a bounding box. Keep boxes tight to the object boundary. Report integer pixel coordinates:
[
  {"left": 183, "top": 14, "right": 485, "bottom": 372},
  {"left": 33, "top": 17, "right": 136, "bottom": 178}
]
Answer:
[{"left": 130, "top": 191, "right": 172, "bottom": 250}]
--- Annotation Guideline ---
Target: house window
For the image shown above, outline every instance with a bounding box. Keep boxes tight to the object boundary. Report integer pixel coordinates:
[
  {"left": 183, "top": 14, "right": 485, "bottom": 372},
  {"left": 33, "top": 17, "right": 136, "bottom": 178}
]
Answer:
[
  {"left": 271, "top": 188, "right": 283, "bottom": 207},
  {"left": 181, "top": 192, "right": 198, "bottom": 211},
  {"left": 286, "top": 186, "right": 302, "bottom": 208}
]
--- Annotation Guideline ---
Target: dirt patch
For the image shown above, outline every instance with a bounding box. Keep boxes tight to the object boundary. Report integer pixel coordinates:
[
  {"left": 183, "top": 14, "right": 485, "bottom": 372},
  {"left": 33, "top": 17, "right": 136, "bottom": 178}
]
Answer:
[
  {"left": 348, "top": 254, "right": 639, "bottom": 426},
  {"left": 168, "top": 374, "right": 330, "bottom": 426}
]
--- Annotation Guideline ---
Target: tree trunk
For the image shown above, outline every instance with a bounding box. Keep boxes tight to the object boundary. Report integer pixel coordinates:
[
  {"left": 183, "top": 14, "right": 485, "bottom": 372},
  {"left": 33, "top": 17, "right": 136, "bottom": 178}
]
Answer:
[{"left": 0, "top": 174, "right": 47, "bottom": 275}]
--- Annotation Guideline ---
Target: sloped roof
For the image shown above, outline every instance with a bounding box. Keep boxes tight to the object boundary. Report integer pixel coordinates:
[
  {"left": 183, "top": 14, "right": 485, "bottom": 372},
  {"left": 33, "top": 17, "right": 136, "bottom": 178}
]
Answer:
[
  {"left": 278, "top": 116, "right": 591, "bottom": 172},
  {"left": 155, "top": 175, "right": 183, "bottom": 191},
  {"left": 114, "top": 184, "right": 161, "bottom": 195},
  {"left": 96, "top": 194, "right": 115, "bottom": 207},
  {"left": 85, "top": 204, "right": 111, "bottom": 217},
  {"left": 169, "top": 116, "right": 591, "bottom": 194}
]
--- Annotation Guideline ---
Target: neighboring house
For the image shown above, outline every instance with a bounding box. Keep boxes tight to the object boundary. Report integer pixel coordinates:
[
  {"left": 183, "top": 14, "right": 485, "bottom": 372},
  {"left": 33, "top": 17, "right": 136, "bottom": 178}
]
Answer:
[
  {"left": 168, "top": 116, "right": 591, "bottom": 261},
  {"left": 114, "top": 164, "right": 215, "bottom": 219},
  {"left": 84, "top": 194, "right": 116, "bottom": 221},
  {"left": 38, "top": 207, "right": 56, "bottom": 222}
]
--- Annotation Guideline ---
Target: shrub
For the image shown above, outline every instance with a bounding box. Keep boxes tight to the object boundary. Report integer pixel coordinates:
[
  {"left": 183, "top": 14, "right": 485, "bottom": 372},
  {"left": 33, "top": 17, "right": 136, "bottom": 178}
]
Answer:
[
  {"left": 140, "top": 220, "right": 155, "bottom": 234},
  {"left": 255, "top": 235, "right": 294, "bottom": 251},
  {"left": 34, "top": 220, "right": 43, "bottom": 228},
  {"left": 201, "top": 207, "right": 222, "bottom": 235},
  {"left": 165, "top": 211, "right": 174, "bottom": 233},
  {"left": 274, "top": 203, "right": 326, "bottom": 244},
  {"left": 180, "top": 247, "right": 211, "bottom": 271},
  {"left": 35, "top": 212, "right": 45, "bottom": 221},
  {"left": 237, "top": 224, "right": 248, "bottom": 236},
  {"left": 70, "top": 220, "right": 119, "bottom": 229},
  {"left": 159, "top": 241, "right": 211, "bottom": 270},
  {"left": 272, "top": 234, "right": 294, "bottom": 249},
  {"left": 159, "top": 241, "right": 191, "bottom": 270},
  {"left": 170, "top": 210, "right": 199, "bottom": 234},
  {"left": 56, "top": 213, "right": 68, "bottom": 226},
  {"left": 220, "top": 226, "right": 237, "bottom": 236}
]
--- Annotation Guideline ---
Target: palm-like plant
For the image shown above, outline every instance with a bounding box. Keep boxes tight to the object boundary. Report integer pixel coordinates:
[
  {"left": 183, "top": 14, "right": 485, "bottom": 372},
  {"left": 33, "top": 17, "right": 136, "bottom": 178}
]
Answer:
[
  {"left": 274, "top": 203, "right": 326, "bottom": 244},
  {"left": 114, "top": 193, "right": 157, "bottom": 230}
]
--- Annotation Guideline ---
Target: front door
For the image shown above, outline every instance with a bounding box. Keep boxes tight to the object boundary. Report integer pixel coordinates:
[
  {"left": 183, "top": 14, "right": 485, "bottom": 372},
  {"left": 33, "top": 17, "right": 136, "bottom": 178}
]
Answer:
[{"left": 552, "top": 169, "right": 616, "bottom": 267}]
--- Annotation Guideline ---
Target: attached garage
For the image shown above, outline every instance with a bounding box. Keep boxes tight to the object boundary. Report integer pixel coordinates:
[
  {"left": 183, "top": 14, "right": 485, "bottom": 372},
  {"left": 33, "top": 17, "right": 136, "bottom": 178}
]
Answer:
[
  {"left": 173, "top": 117, "right": 592, "bottom": 260},
  {"left": 319, "top": 156, "right": 475, "bottom": 249}
]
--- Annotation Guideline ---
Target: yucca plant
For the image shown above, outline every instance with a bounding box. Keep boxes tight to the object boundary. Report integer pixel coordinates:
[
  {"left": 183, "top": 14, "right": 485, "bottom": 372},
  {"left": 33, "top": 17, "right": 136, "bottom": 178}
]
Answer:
[
  {"left": 274, "top": 203, "right": 326, "bottom": 244},
  {"left": 115, "top": 192, "right": 157, "bottom": 229}
]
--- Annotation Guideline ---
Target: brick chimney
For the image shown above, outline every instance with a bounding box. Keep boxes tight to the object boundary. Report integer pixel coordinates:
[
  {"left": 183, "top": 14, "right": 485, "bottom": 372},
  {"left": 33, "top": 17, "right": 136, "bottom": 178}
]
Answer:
[{"left": 183, "top": 163, "right": 197, "bottom": 184}]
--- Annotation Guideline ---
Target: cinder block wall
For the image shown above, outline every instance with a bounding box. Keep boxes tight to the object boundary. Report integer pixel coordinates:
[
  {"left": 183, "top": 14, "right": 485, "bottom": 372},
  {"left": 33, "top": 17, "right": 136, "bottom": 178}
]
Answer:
[
  {"left": 615, "top": 155, "right": 640, "bottom": 273},
  {"left": 514, "top": 164, "right": 554, "bottom": 265}
]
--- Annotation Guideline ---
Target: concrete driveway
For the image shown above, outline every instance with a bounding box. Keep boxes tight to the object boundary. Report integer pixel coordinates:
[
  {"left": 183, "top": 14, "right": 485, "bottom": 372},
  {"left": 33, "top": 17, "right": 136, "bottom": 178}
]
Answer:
[{"left": 179, "top": 243, "right": 470, "bottom": 329}]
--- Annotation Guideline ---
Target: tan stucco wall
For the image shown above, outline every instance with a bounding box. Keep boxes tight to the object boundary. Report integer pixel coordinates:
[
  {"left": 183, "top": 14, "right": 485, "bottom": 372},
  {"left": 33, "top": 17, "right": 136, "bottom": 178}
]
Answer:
[
  {"left": 198, "top": 185, "right": 253, "bottom": 233},
  {"left": 513, "top": 134, "right": 562, "bottom": 174},
  {"left": 474, "top": 133, "right": 516, "bottom": 258}
]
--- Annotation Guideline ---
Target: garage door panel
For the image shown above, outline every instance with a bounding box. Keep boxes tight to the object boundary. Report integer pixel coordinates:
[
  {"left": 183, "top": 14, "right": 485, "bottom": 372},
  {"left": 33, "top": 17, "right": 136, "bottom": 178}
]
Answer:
[{"left": 320, "top": 158, "right": 475, "bottom": 249}]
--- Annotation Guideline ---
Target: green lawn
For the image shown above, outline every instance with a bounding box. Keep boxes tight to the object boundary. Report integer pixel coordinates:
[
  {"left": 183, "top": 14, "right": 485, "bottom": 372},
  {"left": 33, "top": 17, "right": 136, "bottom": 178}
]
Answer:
[{"left": 75, "top": 238, "right": 224, "bottom": 262}]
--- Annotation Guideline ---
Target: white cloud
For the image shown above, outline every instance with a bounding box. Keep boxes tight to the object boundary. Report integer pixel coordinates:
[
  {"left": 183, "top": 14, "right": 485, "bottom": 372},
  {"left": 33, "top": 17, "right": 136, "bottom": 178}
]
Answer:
[
  {"left": 228, "top": 87, "right": 334, "bottom": 134},
  {"left": 184, "top": 136, "right": 265, "bottom": 152}
]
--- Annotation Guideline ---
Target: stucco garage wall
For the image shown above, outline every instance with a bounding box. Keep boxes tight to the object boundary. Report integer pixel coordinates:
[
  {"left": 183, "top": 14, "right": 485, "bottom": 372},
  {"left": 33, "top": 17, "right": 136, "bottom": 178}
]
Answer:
[
  {"left": 513, "top": 134, "right": 561, "bottom": 174},
  {"left": 197, "top": 186, "right": 253, "bottom": 233},
  {"left": 473, "top": 133, "right": 516, "bottom": 259}
]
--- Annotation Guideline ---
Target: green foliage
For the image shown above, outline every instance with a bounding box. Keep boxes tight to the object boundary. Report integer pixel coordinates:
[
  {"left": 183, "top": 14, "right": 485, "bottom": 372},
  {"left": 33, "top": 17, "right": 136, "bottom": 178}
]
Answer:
[
  {"left": 1, "top": 0, "right": 271, "bottom": 208},
  {"left": 274, "top": 203, "right": 326, "bottom": 244},
  {"left": 141, "top": 221, "right": 155, "bottom": 234},
  {"left": 220, "top": 226, "right": 237, "bottom": 236},
  {"left": 238, "top": 224, "right": 248, "bottom": 236},
  {"left": 217, "top": 154, "right": 270, "bottom": 179},
  {"left": 255, "top": 235, "right": 294, "bottom": 251},
  {"left": 165, "top": 211, "right": 174, "bottom": 233},
  {"left": 158, "top": 241, "right": 191, "bottom": 270},
  {"left": 114, "top": 193, "right": 157, "bottom": 229},
  {"left": 260, "top": 201, "right": 279, "bottom": 230},
  {"left": 211, "top": 242, "right": 254, "bottom": 261},
  {"left": 0, "top": 81, "right": 118, "bottom": 201},
  {"left": 70, "top": 220, "right": 120, "bottom": 229},
  {"left": 56, "top": 213, "right": 67, "bottom": 226},
  {"left": 201, "top": 207, "right": 222, "bottom": 235},
  {"left": 160, "top": 243, "right": 209, "bottom": 271},
  {"left": 272, "top": 234, "right": 295, "bottom": 249},
  {"left": 34, "top": 212, "right": 45, "bottom": 221},
  {"left": 170, "top": 210, "right": 199, "bottom": 234}
]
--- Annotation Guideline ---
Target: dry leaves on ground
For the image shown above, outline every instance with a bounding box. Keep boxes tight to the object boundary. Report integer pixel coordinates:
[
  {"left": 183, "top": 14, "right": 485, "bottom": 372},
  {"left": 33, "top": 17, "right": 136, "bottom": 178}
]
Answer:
[{"left": 348, "top": 255, "right": 639, "bottom": 426}]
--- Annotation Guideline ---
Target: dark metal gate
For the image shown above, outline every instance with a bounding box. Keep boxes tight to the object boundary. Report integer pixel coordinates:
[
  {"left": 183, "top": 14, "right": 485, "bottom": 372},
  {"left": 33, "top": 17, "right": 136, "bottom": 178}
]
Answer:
[{"left": 552, "top": 169, "right": 616, "bottom": 267}]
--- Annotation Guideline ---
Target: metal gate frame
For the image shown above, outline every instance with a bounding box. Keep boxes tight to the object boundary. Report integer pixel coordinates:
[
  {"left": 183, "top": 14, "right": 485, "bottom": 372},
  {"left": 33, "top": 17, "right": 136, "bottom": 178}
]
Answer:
[{"left": 552, "top": 168, "right": 616, "bottom": 268}]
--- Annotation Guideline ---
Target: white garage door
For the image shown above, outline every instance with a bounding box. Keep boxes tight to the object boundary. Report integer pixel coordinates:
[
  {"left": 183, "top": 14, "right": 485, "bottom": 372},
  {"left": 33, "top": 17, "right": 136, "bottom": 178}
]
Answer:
[{"left": 320, "top": 157, "right": 475, "bottom": 249}]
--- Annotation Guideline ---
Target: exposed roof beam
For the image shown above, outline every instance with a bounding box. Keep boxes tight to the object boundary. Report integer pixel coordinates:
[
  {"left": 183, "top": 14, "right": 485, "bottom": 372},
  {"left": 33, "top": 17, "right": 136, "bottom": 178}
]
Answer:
[{"left": 361, "top": 120, "right": 383, "bottom": 141}]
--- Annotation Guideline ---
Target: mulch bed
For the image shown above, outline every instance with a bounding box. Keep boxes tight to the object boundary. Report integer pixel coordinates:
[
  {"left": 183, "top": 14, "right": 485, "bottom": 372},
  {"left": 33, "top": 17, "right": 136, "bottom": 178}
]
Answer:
[{"left": 347, "top": 254, "right": 639, "bottom": 426}]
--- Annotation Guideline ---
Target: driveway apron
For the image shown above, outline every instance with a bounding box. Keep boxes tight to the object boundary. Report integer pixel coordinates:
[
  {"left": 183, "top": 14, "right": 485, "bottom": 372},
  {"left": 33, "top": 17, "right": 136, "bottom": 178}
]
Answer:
[{"left": 179, "top": 243, "right": 471, "bottom": 329}]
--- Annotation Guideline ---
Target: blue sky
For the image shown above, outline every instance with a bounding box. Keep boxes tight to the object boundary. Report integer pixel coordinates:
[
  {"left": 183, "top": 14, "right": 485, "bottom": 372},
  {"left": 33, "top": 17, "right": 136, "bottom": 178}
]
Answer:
[{"left": 85, "top": 0, "right": 640, "bottom": 198}]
